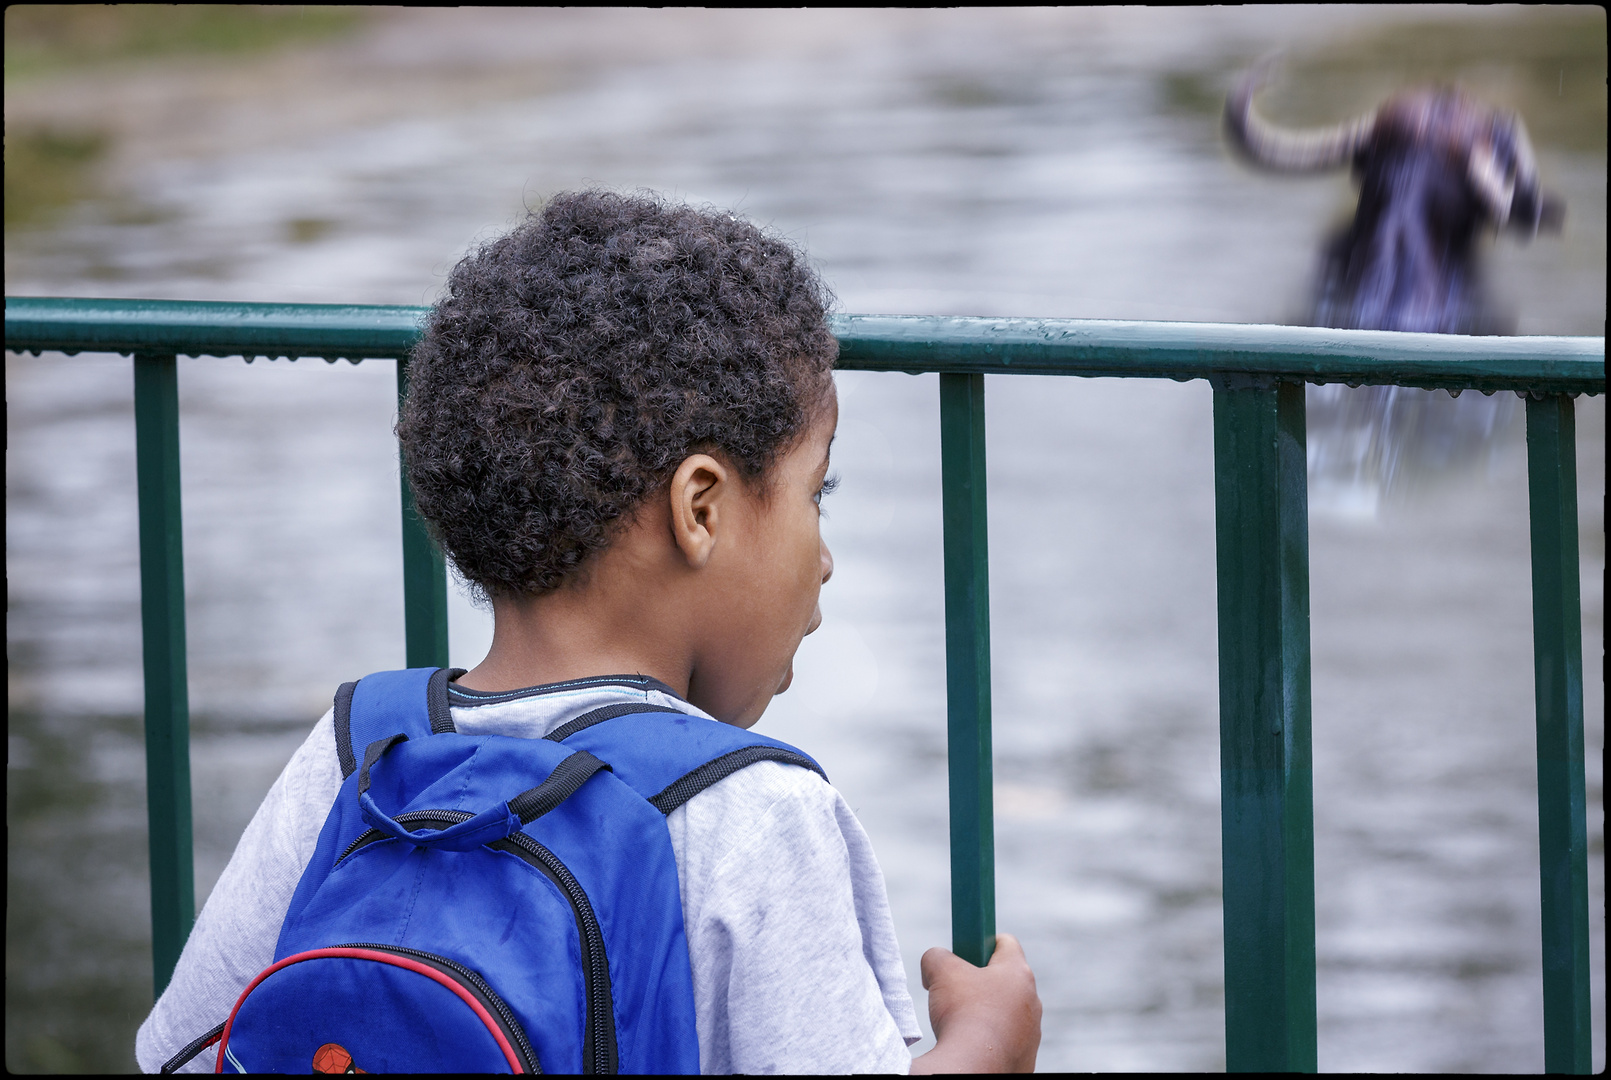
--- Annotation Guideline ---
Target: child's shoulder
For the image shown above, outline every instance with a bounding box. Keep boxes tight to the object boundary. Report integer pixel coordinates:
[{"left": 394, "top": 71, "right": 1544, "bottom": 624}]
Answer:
[{"left": 667, "top": 754, "right": 871, "bottom": 884}]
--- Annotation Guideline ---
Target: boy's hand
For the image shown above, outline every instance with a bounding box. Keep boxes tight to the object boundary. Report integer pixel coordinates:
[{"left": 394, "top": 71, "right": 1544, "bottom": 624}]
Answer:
[{"left": 910, "top": 933, "right": 1042, "bottom": 1074}]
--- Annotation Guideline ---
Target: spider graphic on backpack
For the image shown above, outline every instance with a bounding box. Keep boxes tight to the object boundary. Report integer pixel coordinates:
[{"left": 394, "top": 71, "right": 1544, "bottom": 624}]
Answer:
[{"left": 312, "top": 1042, "right": 366, "bottom": 1074}]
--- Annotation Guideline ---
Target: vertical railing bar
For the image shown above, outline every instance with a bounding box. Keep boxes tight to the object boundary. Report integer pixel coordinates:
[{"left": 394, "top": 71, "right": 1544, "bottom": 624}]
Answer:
[
  {"left": 938, "top": 372, "right": 996, "bottom": 967},
  {"left": 395, "top": 355, "right": 451, "bottom": 669},
  {"left": 132, "top": 351, "right": 195, "bottom": 996},
  {"left": 1524, "top": 392, "right": 1592, "bottom": 1074},
  {"left": 1211, "top": 376, "right": 1317, "bottom": 1072}
]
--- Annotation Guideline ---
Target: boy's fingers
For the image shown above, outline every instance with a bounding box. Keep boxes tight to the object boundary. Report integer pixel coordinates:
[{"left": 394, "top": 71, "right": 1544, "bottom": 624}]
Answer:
[
  {"left": 989, "top": 933, "right": 1027, "bottom": 966},
  {"left": 919, "top": 946, "right": 964, "bottom": 990},
  {"left": 922, "top": 935, "right": 1032, "bottom": 990},
  {"left": 923, "top": 938, "right": 1031, "bottom": 985}
]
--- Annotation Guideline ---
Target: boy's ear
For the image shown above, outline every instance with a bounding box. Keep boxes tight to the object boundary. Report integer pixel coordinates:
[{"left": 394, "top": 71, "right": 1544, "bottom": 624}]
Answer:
[{"left": 668, "top": 453, "right": 728, "bottom": 570}]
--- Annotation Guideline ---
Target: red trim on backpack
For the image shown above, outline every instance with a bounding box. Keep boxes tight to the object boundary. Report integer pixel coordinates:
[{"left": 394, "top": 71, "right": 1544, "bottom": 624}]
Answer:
[{"left": 215, "top": 946, "right": 525, "bottom": 1074}]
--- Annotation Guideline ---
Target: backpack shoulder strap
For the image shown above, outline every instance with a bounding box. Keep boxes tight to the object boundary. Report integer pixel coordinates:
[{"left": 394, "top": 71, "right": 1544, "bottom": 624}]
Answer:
[
  {"left": 644, "top": 742, "right": 825, "bottom": 815},
  {"left": 549, "top": 708, "right": 827, "bottom": 814},
  {"left": 332, "top": 667, "right": 465, "bottom": 780}
]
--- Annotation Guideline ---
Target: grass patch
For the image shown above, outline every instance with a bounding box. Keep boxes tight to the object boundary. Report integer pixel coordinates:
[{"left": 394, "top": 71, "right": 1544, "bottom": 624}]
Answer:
[
  {"left": 4, "top": 4, "right": 369, "bottom": 83},
  {"left": 4, "top": 126, "right": 110, "bottom": 229},
  {"left": 4, "top": 7, "right": 372, "bottom": 230}
]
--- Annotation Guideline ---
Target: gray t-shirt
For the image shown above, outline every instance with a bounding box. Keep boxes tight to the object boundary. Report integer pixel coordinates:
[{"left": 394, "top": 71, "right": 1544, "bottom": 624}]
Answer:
[{"left": 135, "top": 676, "right": 921, "bottom": 1074}]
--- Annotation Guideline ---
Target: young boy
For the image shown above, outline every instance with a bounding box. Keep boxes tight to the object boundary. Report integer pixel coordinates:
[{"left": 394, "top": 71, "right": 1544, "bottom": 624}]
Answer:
[{"left": 136, "top": 190, "right": 1041, "bottom": 1074}]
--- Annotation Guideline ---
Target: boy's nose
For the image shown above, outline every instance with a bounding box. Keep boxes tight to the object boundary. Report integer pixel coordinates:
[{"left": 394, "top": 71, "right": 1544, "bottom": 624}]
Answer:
[{"left": 820, "top": 540, "right": 834, "bottom": 584}]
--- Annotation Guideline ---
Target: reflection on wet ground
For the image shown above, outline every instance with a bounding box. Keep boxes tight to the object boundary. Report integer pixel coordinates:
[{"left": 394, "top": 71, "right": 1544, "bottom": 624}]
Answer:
[
  {"left": 6, "top": 7, "right": 1605, "bottom": 1073},
  {"left": 1307, "top": 386, "right": 1525, "bottom": 518}
]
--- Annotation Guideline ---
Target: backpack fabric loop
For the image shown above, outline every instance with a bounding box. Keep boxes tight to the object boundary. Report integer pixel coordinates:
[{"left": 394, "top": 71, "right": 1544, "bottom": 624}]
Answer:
[
  {"left": 357, "top": 789, "right": 521, "bottom": 851},
  {"left": 357, "top": 738, "right": 615, "bottom": 850}
]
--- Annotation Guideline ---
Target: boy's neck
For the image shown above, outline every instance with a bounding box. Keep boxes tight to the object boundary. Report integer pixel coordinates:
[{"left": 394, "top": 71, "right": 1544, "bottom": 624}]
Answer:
[
  {"left": 456, "top": 593, "right": 693, "bottom": 704},
  {"left": 454, "top": 504, "right": 698, "bottom": 702}
]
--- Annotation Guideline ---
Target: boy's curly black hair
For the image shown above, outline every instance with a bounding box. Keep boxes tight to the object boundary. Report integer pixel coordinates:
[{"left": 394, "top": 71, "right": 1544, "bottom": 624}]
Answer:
[{"left": 397, "top": 189, "right": 838, "bottom": 598}]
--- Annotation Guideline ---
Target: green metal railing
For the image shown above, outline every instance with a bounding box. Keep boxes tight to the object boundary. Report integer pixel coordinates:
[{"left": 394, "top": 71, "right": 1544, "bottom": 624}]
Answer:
[{"left": 6, "top": 296, "right": 1603, "bottom": 1073}]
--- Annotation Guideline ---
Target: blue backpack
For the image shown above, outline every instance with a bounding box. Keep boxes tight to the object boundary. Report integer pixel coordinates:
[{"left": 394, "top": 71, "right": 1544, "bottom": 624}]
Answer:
[{"left": 163, "top": 667, "right": 824, "bottom": 1075}]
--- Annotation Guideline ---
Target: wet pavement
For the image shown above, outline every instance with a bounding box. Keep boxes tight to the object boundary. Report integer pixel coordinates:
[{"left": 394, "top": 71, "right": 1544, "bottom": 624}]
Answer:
[{"left": 6, "top": 8, "right": 1605, "bottom": 1072}]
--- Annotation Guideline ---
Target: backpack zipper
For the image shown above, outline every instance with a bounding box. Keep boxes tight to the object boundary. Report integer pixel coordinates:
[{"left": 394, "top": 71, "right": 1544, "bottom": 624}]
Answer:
[
  {"left": 332, "top": 944, "right": 542, "bottom": 1074},
  {"left": 492, "top": 832, "right": 619, "bottom": 1075},
  {"left": 159, "top": 1020, "right": 225, "bottom": 1074},
  {"left": 332, "top": 810, "right": 617, "bottom": 1074},
  {"left": 334, "top": 808, "right": 472, "bottom": 865}
]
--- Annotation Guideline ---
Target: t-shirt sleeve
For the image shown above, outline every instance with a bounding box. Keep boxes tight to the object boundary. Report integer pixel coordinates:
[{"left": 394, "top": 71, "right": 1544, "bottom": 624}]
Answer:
[
  {"left": 668, "top": 762, "right": 920, "bottom": 1075},
  {"left": 134, "top": 710, "right": 343, "bottom": 1074}
]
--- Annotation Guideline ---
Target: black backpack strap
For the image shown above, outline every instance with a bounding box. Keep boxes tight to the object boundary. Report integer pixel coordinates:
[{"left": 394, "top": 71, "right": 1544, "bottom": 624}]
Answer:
[
  {"left": 333, "top": 668, "right": 466, "bottom": 780},
  {"left": 161, "top": 1020, "right": 226, "bottom": 1074},
  {"left": 647, "top": 745, "right": 826, "bottom": 815},
  {"left": 333, "top": 681, "right": 359, "bottom": 780},
  {"left": 549, "top": 707, "right": 828, "bottom": 812},
  {"left": 544, "top": 702, "right": 685, "bottom": 743},
  {"left": 426, "top": 667, "right": 465, "bottom": 734},
  {"left": 507, "top": 751, "right": 613, "bottom": 824}
]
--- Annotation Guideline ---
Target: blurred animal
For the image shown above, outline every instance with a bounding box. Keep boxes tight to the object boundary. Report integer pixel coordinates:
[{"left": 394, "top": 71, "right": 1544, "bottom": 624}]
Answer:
[
  {"left": 1223, "top": 65, "right": 1565, "bottom": 506},
  {"left": 1225, "top": 65, "right": 1564, "bottom": 334}
]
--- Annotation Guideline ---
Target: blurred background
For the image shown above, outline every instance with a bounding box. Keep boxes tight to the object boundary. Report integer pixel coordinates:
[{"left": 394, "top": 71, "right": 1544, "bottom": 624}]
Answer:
[{"left": 5, "top": 6, "right": 1604, "bottom": 1073}]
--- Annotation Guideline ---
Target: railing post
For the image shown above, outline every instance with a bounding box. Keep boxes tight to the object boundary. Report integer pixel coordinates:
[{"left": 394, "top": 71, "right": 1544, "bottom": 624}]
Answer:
[
  {"left": 939, "top": 372, "right": 996, "bottom": 967},
  {"left": 1211, "top": 376, "right": 1317, "bottom": 1072},
  {"left": 1524, "top": 393, "right": 1591, "bottom": 1074},
  {"left": 396, "top": 356, "right": 449, "bottom": 669},
  {"left": 133, "top": 352, "right": 194, "bottom": 996}
]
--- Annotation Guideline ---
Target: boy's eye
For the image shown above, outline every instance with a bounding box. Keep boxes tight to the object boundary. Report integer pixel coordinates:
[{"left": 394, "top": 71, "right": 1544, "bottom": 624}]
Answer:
[{"left": 814, "top": 473, "right": 840, "bottom": 507}]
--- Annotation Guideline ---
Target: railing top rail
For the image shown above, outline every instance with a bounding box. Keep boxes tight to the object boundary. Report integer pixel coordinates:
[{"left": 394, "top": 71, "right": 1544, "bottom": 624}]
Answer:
[
  {"left": 6, "top": 296, "right": 1605, "bottom": 394},
  {"left": 5, "top": 296, "right": 427, "bottom": 361},
  {"left": 835, "top": 315, "right": 1604, "bottom": 394}
]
